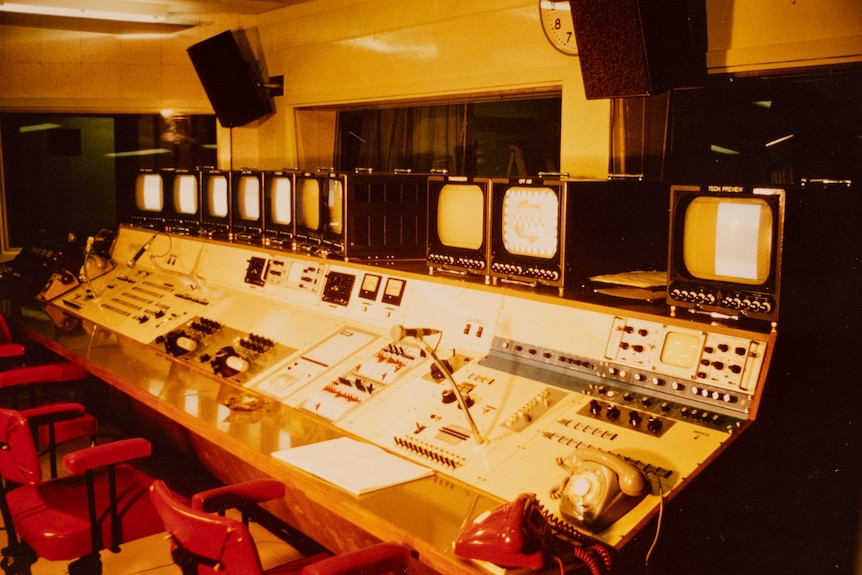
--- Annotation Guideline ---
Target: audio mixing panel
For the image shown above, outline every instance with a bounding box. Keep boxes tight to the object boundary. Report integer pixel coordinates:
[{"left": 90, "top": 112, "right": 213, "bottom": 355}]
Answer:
[{"left": 39, "top": 226, "right": 775, "bottom": 548}]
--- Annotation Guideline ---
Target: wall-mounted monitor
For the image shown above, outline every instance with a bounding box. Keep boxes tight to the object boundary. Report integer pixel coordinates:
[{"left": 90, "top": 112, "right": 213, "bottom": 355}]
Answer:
[
  {"left": 231, "top": 169, "right": 264, "bottom": 243},
  {"left": 427, "top": 175, "right": 491, "bottom": 279},
  {"left": 165, "top": 169, "right": 200, "bottom": 235},
  {"left": 199, "top": 168, "right": 231, "bottom": 238},
  {"left": 129, "top": 169, "right": 165, "bottom": 230},
  {"left": 667, "top": 185, "right": 785, "bottom": 322},
  {"left": 262, "top": 169, "right": 297, "bottom": 249}
]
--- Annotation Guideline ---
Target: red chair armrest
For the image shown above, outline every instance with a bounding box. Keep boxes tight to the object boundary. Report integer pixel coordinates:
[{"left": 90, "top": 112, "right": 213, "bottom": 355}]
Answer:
[
  {"left": 0, "top": 343, "right": 25, "bottom": 358},
  {"left": 191, "top": 479, "right": 285, "bottom": 513},
  {"left": 300, "top": 542, "right": 410, "bottom": 575},
  {"left": 20, "top": 402, "right": 88, "bottom": 426},
  {"left": 63, "top": 437, "right": 151, "bottom": 473},
  {"left": 0, "top": 362, "right": 86, "bottom": 388}
]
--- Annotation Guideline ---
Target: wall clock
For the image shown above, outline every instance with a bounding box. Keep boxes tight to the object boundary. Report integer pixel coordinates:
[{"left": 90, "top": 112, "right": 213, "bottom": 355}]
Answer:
[{"left": 539, "top": 0, "right": 578, "bottom": 55}]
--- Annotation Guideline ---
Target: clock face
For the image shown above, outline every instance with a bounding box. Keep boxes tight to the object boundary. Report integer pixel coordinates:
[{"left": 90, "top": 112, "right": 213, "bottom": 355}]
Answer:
[{"left": 539, "top": 0, "right": 578, "bottom": 55}]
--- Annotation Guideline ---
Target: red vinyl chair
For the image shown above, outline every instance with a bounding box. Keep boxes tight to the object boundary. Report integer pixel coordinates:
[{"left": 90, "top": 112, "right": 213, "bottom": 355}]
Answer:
[
  {"left": 0, "top": 365, "right": 97, "bottom": 479},
  {"left": 0, "top": 406, "right": 164, "bottom": 575},
  {"left": 0, "top": 314, "right": 97, "bottom": 478},
  {"left": 149, "top": 479, "right": 411, "bottom": 575}
]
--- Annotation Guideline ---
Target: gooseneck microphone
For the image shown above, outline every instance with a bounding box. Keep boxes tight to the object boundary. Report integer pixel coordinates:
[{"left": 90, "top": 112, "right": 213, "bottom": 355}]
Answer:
[
  {"left": 390, "top": 324, "right": 484, "bottom": 445},
  {"left": 127, "top": 235, "right": 157, "bottom": 268},
  {"left": 390, "top": 325, "right": 441, "bottom": 341}
]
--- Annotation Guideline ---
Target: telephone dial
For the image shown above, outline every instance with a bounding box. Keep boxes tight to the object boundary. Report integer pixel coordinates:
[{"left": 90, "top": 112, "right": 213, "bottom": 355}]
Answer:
[
  {"left": 455, "top": 446, "right": 649, "bottom": 574},
  {"left": 554, "top": 445, "right": 650, "bottom": 533}
]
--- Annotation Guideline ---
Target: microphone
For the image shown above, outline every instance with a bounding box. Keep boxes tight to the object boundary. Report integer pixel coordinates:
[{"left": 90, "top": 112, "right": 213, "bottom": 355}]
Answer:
[
  {"left": 127, "top": 235, "right": 156, "bottom": 269},
  {"left": 390, "top": 325, "right": 441, "bottom": 341}
]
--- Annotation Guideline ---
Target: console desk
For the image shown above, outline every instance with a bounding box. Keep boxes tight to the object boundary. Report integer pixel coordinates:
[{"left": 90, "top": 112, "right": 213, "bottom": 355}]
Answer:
[{"left": 19, "top": 226, "right": 776, "bottom": 575}]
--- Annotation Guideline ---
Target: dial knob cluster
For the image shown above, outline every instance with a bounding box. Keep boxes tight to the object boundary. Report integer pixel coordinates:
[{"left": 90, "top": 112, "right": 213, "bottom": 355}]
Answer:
[
  {"left": 427, "top": 252, "right": 486, "bottom": 270},
  {"left": 490, "top": 260, "right": 560, "bottom": 281},
  {"left": 668, "top": 282, "right": 775, "bottom": 316}
]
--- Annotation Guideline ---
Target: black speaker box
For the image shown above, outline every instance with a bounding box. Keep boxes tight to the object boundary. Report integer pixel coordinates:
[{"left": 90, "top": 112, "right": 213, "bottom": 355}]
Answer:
[
  {"left": 187, "top": 30, "right": 273, "bottom": 128},
  {"left": 569, "top": 0, "right": 706, "bottom": 99}
]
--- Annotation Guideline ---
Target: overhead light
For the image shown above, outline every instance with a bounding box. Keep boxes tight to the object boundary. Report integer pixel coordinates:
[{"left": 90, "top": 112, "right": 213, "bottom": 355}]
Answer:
[
  {"left": 0, "top": 1, "right": 168, "bottom": 23},
  {"left": 710, "top": 144, "right": 742, "bottom": 156},
  {"left": 765, "top": 134, "right": 795, "bottom": 147},
  {"left": 105, "top": 148, "right": 171, "bottom": 158},
  {"left": 19, "top": 123, "right": 62, "bottom": 133}
]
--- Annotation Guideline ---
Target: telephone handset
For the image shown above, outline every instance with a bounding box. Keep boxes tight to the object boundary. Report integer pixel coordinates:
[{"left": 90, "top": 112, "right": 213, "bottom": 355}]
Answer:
[
  {"left": 454, "top": 492, "right": 550, "bottom": 569},
  {"left": 454, "top": 492, "right": 616, "bottom": 574},
  {"left": 556, "top": 445, "right": 650, "bottom": 533}
]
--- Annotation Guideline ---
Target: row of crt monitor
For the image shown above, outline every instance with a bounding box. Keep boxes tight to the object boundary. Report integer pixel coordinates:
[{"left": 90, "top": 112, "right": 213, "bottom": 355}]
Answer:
[{"left": 126, "top": 168, "right": 786, "bottom": 323}]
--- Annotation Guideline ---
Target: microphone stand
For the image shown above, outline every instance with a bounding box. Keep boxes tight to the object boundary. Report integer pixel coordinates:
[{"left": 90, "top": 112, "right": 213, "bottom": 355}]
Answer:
[{"left": 412, "top": 334, "right": 484, "bottom": 445}]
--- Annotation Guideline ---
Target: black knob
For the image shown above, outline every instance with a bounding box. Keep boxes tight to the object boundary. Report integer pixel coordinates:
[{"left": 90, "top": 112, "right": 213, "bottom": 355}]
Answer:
[
  {"left": 589, "top": 399, "right": 602, "bottom": 416},
  {"left": 628, "top": 411, "right": 643, "bottom": 427},
  {"left": 605, "top": 405, "right": 620, "bottom": 421},
  {"left": 647, "top": 416, "right": 663, "bottom": 434}
]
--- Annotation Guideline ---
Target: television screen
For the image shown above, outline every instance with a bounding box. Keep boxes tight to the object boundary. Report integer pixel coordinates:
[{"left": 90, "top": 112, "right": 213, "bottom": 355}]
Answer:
[
  {"left": 437, "top": 184, "right": 484, "bottom": 250},
  {"left": 206, "top": 173, "right": 229, "bottom": 218},
  {"left": 325, "top": 178, "right": 344, "bottom": 235},
  {"left": 173, "top": 173, "right": 198, "bottom": 215},
  {"left": 682, "top": 197, "right": 772, "bottom": 285},
  {"left": 427, "top": 176, "right": 490, "bottom": 276},
  {"left": 668, "top": 185, "right": 785, "bottom": 321},
  {"left": 268, "top": 175, "right": 292, "bottom": 225},
  {"left": 135, "top": 172, "right": 164, "bottom": 212},
  {"left": 236, "top": 174, "right": 261, "bottom": 221},
  {"left": 296, "top": 177, "right": 321, "bottom": 232},
  {"left": 500, "top": 186, "right": 559, "bottom": 259}
]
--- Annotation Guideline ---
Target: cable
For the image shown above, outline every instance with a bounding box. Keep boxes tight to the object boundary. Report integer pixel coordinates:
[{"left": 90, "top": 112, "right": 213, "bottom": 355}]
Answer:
[{"left": 644, "top": 470, "right": 666, "bottom": 574}]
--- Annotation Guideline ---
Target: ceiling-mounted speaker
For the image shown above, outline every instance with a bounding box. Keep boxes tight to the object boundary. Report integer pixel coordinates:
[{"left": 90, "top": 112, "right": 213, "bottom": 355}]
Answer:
[
  {"left": 569, "top": 0, "right": 706, "bottom": 99},
  {"left": 187, "top": 29, "right": 275, "bottom": 128}
]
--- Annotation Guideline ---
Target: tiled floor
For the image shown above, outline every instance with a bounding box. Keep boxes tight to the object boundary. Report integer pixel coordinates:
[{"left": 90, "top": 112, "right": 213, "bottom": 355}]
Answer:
[{"left": 4, "top": 428, "right": 307, "bottom": 575}]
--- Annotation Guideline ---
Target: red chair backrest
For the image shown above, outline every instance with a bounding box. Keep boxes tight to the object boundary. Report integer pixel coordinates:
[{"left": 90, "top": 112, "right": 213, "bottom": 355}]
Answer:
[
  {"left": 0, "top": 407, "right": 42, "bottom": 486},
  {"left": 150, "top": 479, "right": 266, "bottom": 575}
]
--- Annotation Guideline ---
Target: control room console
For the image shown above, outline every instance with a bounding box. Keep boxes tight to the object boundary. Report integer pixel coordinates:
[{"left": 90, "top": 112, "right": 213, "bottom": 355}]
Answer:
[{"left": 38, "top": 225, "right": 775, "bottom": 550}]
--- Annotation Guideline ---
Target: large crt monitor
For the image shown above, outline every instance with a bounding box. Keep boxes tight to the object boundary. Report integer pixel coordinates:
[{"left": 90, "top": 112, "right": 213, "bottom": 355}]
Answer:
[
  {"left": 490, "top": 178, "right": 670, "bottom": 294},
  {"left": 489, "top": 177, "right": 568, "bottom": 292},
  {"left": 667, "top": 185, "right": 785, "bottom": 322},
  {"left": 262, "top": 169, "right": 297, "bottom": 249},
  {"left": 427, "top": 175, "right": 492, "bottom": 279}
]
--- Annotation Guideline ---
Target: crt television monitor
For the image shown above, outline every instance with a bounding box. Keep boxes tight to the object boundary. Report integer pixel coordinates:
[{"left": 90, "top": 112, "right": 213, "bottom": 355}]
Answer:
[
  {"left": 427, "top": 175, "right": 491, "bottom": 278},
  {"left": 489, "top": 177, "right": 567, "bottom": 292},
  {"left": 294, "top": 172, "right": 346, "bottom": 252},
  {"left": 262, "top": 170, "right": 296, "bottom": 248},
  {"left": 165, "top": 169, "right": 200, "bottom": 235},
  {"left": 199, "top": 168, "right": 231, "bottom": 237},
  {"left": 129, "top": 170, "right": 165, "bottom": 229},
  {"left": 231, "top": 169, "right": 264, "bottom": 242},
  {"left": 667, "top": 184, "right": 785, "bottom": 322}
]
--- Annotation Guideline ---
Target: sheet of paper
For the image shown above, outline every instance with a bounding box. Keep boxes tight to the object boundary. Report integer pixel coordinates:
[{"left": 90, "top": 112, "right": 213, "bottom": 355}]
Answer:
[{"left": 272, "top": 437, "right": 433, "bottom": 495}]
